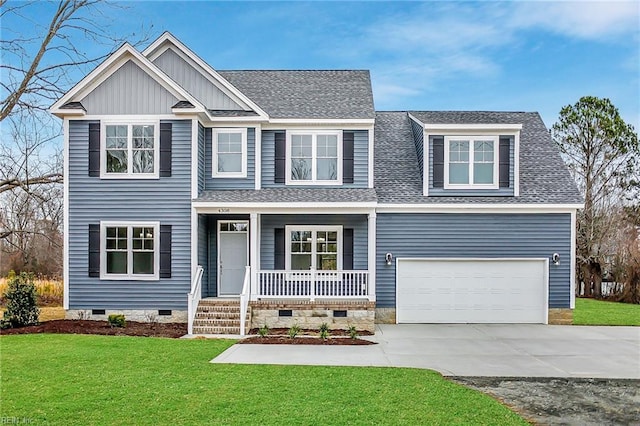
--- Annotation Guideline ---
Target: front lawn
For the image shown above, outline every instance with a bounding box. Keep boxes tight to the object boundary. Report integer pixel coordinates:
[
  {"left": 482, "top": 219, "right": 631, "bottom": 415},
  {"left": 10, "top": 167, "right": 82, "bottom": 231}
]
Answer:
[
  {"left": 574, "top": 298, "right": 640, "bottom": 326},
  {"left": 0, "top": 334, "right": 526, "bottom": 425}
]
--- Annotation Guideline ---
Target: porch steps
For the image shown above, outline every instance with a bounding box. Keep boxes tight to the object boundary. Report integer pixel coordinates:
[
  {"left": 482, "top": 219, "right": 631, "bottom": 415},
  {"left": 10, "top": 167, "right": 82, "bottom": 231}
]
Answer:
[{"left": 192, "top": 299, "right": 250, "bottom": 335}]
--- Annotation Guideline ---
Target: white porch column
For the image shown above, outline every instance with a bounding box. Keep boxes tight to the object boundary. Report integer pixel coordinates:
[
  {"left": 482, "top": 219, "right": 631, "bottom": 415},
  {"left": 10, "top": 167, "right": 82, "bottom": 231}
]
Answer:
[
  {"left": 250, "top": 213, "right": 259, "bottom": 300},
  {"left": 367, "top": 211, "right": 377, "bottom": 302}
]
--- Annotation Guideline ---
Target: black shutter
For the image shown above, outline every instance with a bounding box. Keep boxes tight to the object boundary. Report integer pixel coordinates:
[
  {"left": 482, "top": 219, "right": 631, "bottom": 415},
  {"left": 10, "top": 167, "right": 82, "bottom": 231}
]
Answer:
[
  {"left": 88, "top": 122, "right": 100, "bottom": 177},
  {"left": 499, "top": 136, "right": 511, "bottom": 188},
  {"left": 343, "top": 228, "right": 354, "bottom": 270},
  {"left": 159, "top": 123, "right": 172, "bottom": 177},
  {"left": 274, "top": 132, "right": 286, "bottom": 184},
  {"left": 432, "top": 136, "right": 445, "bottom": 188},
  {"left": 159, "top": 225, "right": 172, "bottom": 278},
  {"left": 274, "top": 228, "right": 285, "bottom": 269},
  {"left": 343, "top": 131, "right": 355, "bottom": 184},
  {"left": 88, "top": 224, "right": 100, "bottom": 277}
]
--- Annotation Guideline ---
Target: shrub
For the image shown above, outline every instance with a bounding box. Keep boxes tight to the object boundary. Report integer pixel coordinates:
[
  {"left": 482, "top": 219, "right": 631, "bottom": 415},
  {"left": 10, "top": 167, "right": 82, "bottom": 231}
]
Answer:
[
  {"left": 348, "top": 325, "right": 359, "bottom": 339},
  {"left": 108, "top": 314, "right": 126, "bottom": 328},
  {"left": 288, "top": 324, "right": 301, "bottom": 339},
  {"left": 258, "top": 324, "right": 270, "bottom": 337},
  {"left": 319, "top": 322, "right": 330, "bottom": 340},
  {"left": 1, "top": 272, "right": 40, "bottom": 329}
]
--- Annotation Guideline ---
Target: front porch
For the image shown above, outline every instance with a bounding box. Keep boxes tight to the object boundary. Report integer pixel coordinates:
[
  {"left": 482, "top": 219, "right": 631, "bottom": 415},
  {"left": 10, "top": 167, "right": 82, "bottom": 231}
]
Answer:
[{"left": 188, "top": 211, "right": 377, "bottom": 335}]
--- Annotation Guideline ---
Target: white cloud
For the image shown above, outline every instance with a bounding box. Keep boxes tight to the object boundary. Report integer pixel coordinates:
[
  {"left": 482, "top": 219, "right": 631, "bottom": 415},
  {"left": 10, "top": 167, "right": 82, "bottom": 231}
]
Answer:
[{"left": 510, "top": 1, "right": 639, "bottom": 39}]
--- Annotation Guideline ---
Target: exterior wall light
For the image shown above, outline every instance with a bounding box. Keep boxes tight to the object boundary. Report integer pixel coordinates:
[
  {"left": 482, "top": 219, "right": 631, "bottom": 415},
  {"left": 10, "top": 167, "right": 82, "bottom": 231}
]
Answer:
[
  {"left": 385, "top": 252, "right": 393, "bottom": 266},
  {"left": 552, "top": 253, "right": 560, "bottom": 265}
]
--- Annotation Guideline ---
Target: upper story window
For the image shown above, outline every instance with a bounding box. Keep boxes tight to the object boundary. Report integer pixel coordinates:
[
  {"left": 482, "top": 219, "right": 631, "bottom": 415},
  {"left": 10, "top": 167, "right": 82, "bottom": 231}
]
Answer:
[
  {"left": 101, "top": 121, "right": 159, "bottom": 179},
  {"left": 100, "top": 222, "right": 159, "bottom": 280},
  {"left": 212, "top": 128, "right": 247, "bottom": 178},
  {"left": 444, "top": 136, "right": 498, "bottom": 189},
  {"left": 286, "top": 131, "right": 342, "bottom": 185}
]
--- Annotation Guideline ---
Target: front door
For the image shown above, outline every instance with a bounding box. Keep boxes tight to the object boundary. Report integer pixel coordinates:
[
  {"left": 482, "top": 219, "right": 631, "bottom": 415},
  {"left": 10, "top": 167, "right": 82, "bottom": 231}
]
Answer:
[{"left": 217, "top": 221, "right": 249, "bottom": 296}]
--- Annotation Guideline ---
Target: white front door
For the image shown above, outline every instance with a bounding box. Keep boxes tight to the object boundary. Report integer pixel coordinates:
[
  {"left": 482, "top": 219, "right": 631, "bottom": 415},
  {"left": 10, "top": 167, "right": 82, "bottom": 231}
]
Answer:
[{"left": 218, "top": 221, "right": 249, "bottom": 296}]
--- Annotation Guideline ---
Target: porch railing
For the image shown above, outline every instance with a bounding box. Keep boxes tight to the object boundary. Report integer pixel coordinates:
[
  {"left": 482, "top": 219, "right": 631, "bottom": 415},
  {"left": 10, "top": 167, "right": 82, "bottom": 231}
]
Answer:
[
  {"left": 187, "top": 265, "right": 204, "bottom": 335},
  {"left": 239, "top": 265, "right": 251, "bottom": 336},
  {"left": 257, "top": 270, "right": 369, "bottom": 300}
]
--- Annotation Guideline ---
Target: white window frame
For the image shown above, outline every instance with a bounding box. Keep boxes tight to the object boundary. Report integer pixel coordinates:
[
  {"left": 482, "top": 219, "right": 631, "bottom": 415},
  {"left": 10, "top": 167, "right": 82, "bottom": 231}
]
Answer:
[
  {"left": 285, "top": 225, "right": 343, "bottom": 271},
  {"left": 285, "top": 130, "right": 342, "bottom": 185},
  {"left": 212, "top": 128, "right": 248, "bottom": 178},
  {"left": 444, "top": 135, "right": 499, "bottom": 189},
  {"left": 100, "top": 221, "right": 160, "bottom": 280},
  {"left": 100, "top": 119, "right": 160, "bottom": 179}
]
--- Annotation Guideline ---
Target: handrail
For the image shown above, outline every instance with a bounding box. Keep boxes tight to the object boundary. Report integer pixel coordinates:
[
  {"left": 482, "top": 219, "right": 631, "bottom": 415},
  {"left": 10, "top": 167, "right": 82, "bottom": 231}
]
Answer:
[
  {"left": 239, "top": 265, "right": 251, "bottom": 336},
  {"left": 187, "top": 265, "right": 204, "bottom": 335}
]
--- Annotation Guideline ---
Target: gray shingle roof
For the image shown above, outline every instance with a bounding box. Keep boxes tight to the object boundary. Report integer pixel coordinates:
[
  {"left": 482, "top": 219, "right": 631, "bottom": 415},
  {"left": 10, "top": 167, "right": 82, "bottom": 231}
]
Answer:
[
  {"left": 60, "top": 101, "right": 85, "bottom": 110},
  {"left": 375, "top": 111, "right": 583, "bottom": 204},
  {"left": 218, "top": 70, "right": 375, "bottom": 120},
  {"left": 207, "top": 109, "right": 259, "bottom": 117},
  {"left": 172, "top": 100, "right": 195, "bottom": 109},
  {"left": 197, "top": 188, "right": 377, "bottom": 203}
]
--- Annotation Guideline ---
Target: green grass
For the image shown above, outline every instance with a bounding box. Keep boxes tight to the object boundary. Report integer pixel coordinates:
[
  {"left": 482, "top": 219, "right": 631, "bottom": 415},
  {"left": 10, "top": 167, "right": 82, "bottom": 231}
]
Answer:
[
  {"left": 0, "top": 334, "right": 526, "bottom": 425},
  {"left": 574, "top": 298, "right": 640, "bottom": 326}
]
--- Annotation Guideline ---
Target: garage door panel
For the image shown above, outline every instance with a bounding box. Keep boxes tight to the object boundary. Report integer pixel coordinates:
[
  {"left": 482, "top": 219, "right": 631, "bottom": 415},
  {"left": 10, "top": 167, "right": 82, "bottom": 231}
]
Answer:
[{"left": 397, "top": 259, "right": 546, "bottom": 324}]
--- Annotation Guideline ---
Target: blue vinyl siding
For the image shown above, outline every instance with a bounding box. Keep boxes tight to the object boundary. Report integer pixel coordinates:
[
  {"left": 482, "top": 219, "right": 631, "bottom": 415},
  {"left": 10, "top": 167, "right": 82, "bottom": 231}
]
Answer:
[
  {"left": 260, "top": 215, "right": 368, "bottom": 270},
  {"left": 428, "top": 136, "right": 515, "bottom": 196},
  {"left": 204, "top": 127, "right": 255, "bottom": 189},
  {"left": 410, "top": 117, "right": 424, "bottom": 177},
  {"left": 197, "top": 214, "right": 208, "bottom": 298},
  {"left": 261, "top": 130, "right": 369, "bottom": 188},
  {"left": 376, "top": 213, "right": 571, "bottom": 309},
  {"left": 198, "top": 123, "right": 205, "bottom": 194},
  {"left": 67, "top": 119, "right": 192, "bottom": 310}
]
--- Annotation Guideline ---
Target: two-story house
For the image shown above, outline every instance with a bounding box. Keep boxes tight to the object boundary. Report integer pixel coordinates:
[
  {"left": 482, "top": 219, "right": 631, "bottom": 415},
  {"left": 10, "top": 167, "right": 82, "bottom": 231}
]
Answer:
[{"left": 51, "top": 32, "right": 583, "bottom": 334}]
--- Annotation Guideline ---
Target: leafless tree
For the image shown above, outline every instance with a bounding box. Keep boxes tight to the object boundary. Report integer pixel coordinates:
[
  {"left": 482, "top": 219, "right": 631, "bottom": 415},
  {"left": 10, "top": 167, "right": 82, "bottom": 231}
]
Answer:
[{"left": 0, "top": 0, "right": 152, "bottom": 275}]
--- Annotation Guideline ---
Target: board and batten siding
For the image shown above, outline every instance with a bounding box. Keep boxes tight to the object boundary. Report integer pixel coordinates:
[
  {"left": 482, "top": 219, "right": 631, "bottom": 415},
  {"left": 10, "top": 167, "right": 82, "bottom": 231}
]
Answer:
[
  {"left": 68, "top": 119, "right": 192, "bottom": 310},
  {"left": 260, "top": 215, "right": 368, "bottom": 270},
  {"left": 204, "top": 128, "right": 255, "bottom": 189},
  {"left": 428, "top": 136, "right": 515, "bottom": 196},
  {"left": 409, "top": 117, "right": 424, "bottom": 177},
  {"left": 376, "top": 213, "right": 571, "bottom": 309},
  {"left": 261, "top": 130, "right": 369, "bottom": 188},
  {"left": 80, "top": 60, "right": 177, "bottom": 115},
  {"left": 152, "top": 48, "right": 243, "bottom": 110}
]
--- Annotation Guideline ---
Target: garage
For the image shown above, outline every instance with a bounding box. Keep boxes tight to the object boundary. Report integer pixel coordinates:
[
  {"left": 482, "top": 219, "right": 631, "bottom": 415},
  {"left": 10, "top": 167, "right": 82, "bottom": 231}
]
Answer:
[{"left": 396, "top": 258, "right": 548, "bottom": 324}]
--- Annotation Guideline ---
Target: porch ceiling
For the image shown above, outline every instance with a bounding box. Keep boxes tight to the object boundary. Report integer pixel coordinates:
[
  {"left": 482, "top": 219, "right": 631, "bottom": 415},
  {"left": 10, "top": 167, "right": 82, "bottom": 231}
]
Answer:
[{"left": 196, "top": 188, "right": 378, "bottom": 203}]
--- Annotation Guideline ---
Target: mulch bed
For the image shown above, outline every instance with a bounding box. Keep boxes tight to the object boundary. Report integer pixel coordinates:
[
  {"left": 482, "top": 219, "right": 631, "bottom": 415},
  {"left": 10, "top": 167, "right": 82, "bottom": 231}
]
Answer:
[
  {"left": 240, "top": 328, "right": 376, "bottom": 345},
  {"left": 0, "top": 320, "right": 187, "bottom": 338}
]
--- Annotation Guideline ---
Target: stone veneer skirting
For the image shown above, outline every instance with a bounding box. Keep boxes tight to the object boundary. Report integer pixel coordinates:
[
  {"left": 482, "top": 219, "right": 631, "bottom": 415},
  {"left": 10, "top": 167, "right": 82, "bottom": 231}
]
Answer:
[
  {"left": 66, "top": 309, "right": 187, "bottom": 323},
  {"left": 249, "top": 300, "right": 376, "bottom": 333},
  {"left": 547, "top": 308, "right": 573, "bottom": 325}
]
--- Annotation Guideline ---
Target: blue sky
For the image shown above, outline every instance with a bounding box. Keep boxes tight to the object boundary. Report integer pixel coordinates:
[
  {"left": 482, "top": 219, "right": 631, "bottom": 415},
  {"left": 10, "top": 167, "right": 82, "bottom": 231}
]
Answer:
[{"left": 8, "top": 1, "right": 640, "bottom": 129}]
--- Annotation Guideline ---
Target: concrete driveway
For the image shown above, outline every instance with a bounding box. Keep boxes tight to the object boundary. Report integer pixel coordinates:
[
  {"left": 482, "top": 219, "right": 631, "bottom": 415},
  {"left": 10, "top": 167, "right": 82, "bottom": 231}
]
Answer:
[{"left": 211, "top": 324, "right": 640, "bottom": 378}]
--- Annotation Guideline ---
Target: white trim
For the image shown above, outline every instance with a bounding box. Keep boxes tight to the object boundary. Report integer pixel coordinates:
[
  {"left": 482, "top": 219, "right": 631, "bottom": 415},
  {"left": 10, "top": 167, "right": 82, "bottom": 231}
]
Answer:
[
  {"left": 99, "top": 221, "right": 160, "bottom": 280},
  {"left": 267, "top": 118, "right": 375, "bottom": 125},
  {"left": 423, "top": 128, "right": 430, "bottom": 196},
  {"left": 142, "top": 33, "right": 269, "bottom": 118},
  {"left": 375, "top": 204, "right": 584, "bottom": 213},
  {"left": 367, "top": 212, "right": 376, "bottom": 301},
  {"left": 367, "top": 124, "right": 374, "bottom": 188},
  {"left": 407, "top": 113, "right": 425, "bottom": 127},
  {"left": 254, "top": 124, "right": 262, "bottom": 190},
  {"left": 570, "top": 210, "right": 577, "bottom": 309},
  {"left": 395, "top": 257, "right": 549, "bottom": 324},
  {"left": 444, "top": 136, "right": 499, "bottom": 190},
  {"left": 514, "top": 131, "right": 521, "bottom": 197},
  {"left": 284, "top": 225, "right": 343, "bottom": 271},
  {"left": 217, "top": 220, "right": 249, "bottom": 296},
  {"left": 193, "top": 202, "right": 376, "bottom": 213},
  {"left": 424, "top": 123, "right": 523, "bottom": 131},
  {"left": 63, "top": 118, "right": 70, "bottom": 309},
  {"left": 191, "top": 208, "right": 198, "bottom": 297},
  {"left": 50, "top": 44, "right": 206, "bottom": 115},
  {"left": 100, "top": 119, "right": 160, "bottom": 179},
  {"left": 249, "top": 213, "right": 259, "bottom": 299},
  {"left": 191, "top": 119, "right": 199, "bottom": 199},
  {"left": 285, "top": 130, "right": 343, "bottom": 185},
  {"left": 211, "top": 127, "right": 248, "bottom": 178}
]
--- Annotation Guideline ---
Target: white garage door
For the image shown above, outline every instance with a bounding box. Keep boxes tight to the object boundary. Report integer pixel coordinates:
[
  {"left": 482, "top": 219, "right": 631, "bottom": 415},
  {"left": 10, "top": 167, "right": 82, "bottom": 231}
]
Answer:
[{"left": 397, "top": 259, "right": 547, "bottom": 324}]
